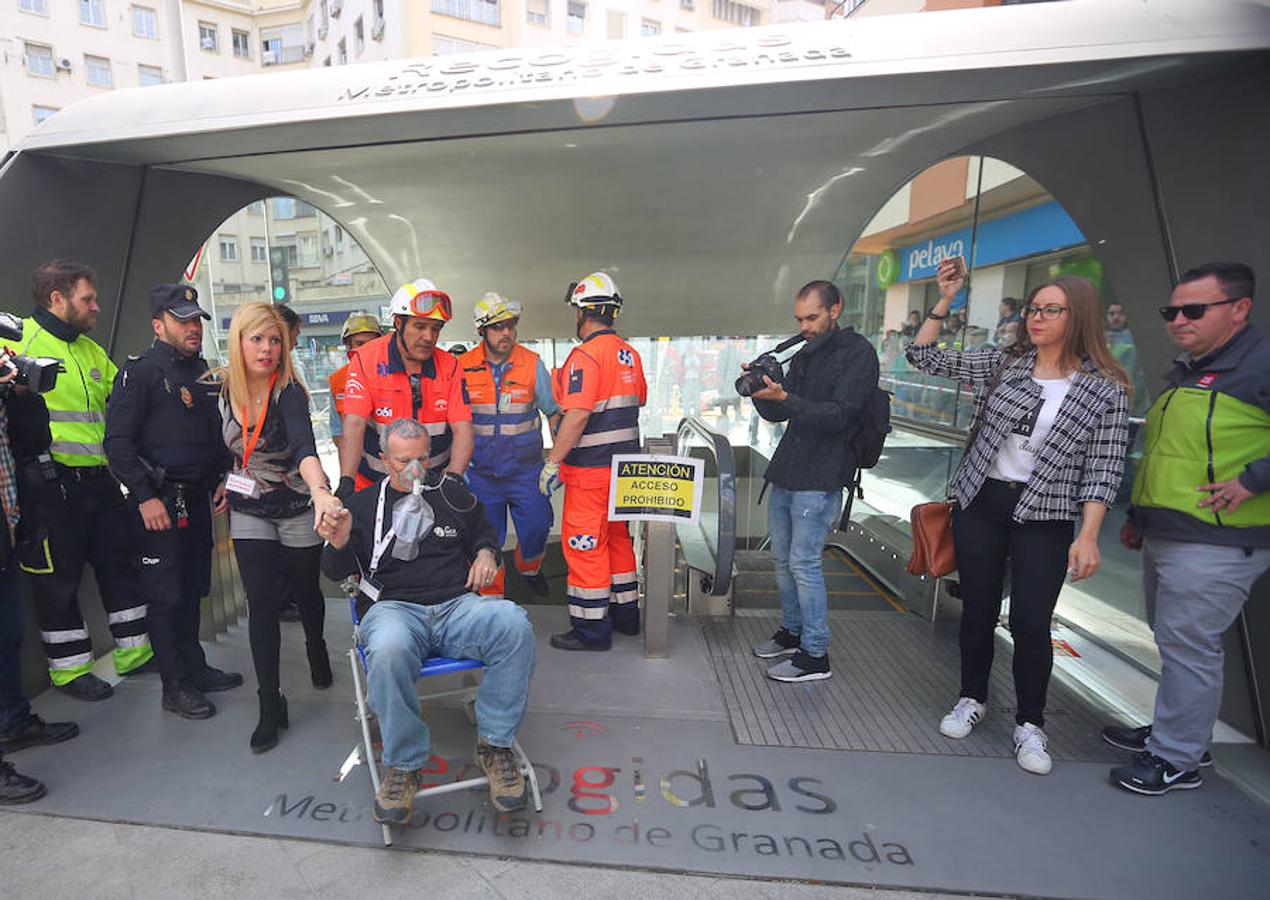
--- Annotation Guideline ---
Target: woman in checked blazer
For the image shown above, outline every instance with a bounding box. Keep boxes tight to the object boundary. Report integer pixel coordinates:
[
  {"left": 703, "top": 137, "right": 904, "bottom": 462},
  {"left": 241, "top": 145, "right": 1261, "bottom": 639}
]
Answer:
[{"left": 907, "top": 263, "right": 1130, "bottom": 776}]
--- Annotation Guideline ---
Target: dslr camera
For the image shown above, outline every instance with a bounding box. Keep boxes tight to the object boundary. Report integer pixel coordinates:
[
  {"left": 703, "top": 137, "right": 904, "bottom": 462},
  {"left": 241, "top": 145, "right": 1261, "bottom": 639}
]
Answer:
[
  {"left": 735, "top": 334, "right": 806, "bottom": 397},
  {"left": 0, "top": 312, "right": 62, "bottom": 394}
]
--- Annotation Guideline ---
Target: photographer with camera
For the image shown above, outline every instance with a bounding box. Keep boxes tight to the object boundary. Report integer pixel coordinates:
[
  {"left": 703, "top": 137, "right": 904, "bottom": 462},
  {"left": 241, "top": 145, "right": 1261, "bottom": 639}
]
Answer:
[
  {"left": 742, "top": 281, "right": 880, "bottom": 683},
  {"left": 13, "top": 260, "right": 154, "bottom": 701}
]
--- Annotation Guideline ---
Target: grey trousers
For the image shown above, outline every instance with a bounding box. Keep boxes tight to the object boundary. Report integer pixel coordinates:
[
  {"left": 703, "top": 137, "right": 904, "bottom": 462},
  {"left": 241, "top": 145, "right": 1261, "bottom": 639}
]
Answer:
[{"left": 1143, "top": 537, "right": 1270, "bottom": 771}]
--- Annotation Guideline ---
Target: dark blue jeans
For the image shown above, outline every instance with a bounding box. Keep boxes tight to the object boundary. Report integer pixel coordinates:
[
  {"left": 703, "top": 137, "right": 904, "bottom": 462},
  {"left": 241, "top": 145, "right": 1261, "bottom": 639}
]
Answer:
[{"left": 0, "top": 560, "right": 33, "bottom": 749}]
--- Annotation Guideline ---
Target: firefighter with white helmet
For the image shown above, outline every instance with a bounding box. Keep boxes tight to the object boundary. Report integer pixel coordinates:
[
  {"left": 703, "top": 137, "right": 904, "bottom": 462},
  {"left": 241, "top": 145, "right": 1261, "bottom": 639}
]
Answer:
[
  {"left": 335, "top": 278, "right": 473, "bottom": 497},
  {"left": 459, "top": 293, "right": 560, "bottom": 597},
  {"left": 542, "top": 272, "right": 647, "bottom": 650},
  {"left": 328, "top": 311, "right": 383, "bottom": 451}
]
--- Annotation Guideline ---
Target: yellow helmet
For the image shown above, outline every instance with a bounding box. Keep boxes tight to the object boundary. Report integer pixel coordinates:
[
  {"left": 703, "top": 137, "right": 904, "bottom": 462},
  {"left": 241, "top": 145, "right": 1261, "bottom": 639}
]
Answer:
[
  {"left": 341, "top": 311, "right": 382, "bottom": 343},
  {"left": 566, "top": 272, "right": 623, "bottom": 312},
  {"left": 473, "top": 292, "right": 523, "bottom": 332}
]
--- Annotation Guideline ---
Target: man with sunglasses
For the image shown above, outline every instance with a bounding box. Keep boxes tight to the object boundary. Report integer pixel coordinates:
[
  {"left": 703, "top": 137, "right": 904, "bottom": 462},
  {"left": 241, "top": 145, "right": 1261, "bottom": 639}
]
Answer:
[
  {"left": 1105, "top": 262, "right": 1270, "bottom": 795},
  {"left": 336, "top": 278, "right": 474, "bottom": 499}
]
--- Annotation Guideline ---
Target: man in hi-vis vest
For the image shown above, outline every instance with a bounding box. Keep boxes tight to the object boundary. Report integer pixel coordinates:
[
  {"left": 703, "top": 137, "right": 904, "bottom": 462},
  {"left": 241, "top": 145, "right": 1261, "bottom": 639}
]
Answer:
[
  {"left": 540, "top": 273, "right": 647, "bottom": 652},
  {"left": 15, "top": 260, "right": 152, "bottom": 701},
  {"left": 460, "top": 294, "right": 560, "bottom": 598}
]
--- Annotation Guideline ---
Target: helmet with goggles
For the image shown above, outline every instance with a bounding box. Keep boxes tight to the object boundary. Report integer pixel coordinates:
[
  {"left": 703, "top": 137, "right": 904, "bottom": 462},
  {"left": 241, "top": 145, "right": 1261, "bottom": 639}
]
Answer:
[
  {"left": 565, "top": 272, "right": 623, "bottom": 313},
  {"left": 473, "top": 292, "right": 522, "bottom": 332},
  {"left": 390, "top": 278, "right": 452, "bottom": 322}
]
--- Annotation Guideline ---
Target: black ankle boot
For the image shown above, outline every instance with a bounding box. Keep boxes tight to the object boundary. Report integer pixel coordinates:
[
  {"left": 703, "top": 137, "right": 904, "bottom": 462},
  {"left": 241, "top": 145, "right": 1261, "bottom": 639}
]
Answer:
[
  {"left": 250, "top": 691, "right": 288, "bottom": 754},
  {"left": 307, "top": 641, "right": 333, "bottom": 690}
]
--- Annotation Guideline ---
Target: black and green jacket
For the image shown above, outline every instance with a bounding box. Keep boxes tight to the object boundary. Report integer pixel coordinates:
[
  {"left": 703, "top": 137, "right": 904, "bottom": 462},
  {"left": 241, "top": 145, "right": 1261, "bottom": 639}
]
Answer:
[{"left": 1131, "top": 325, "right": 1270, "bottom": 547}]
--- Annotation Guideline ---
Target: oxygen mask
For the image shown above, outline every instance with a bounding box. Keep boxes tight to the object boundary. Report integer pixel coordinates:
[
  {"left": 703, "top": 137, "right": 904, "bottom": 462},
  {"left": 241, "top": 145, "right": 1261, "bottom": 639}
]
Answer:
[{"left": 390, "top": 459, "right": 435, "bottom": 561}]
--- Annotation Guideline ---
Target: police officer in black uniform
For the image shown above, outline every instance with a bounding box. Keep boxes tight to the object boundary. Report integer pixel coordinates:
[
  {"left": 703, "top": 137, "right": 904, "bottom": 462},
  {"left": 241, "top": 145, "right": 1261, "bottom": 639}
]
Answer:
[{"left": 104, "top": 284, "right": 243, "bottom": 719}]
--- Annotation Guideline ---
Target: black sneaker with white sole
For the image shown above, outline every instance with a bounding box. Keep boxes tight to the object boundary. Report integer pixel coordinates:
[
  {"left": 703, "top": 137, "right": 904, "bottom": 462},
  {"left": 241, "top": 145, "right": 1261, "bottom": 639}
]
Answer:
[
  {"left": 765, "top": 650, "right": 831, "bottom": 683},
  {"left": 1101, "top": 723, "right": 1212, "bottom": 767},
  {"left": 1111, "top": 751, "right": 1202, "bottom": 796},
  {"left": 752, "top": 627, "right": 800, "bottom": 659}
]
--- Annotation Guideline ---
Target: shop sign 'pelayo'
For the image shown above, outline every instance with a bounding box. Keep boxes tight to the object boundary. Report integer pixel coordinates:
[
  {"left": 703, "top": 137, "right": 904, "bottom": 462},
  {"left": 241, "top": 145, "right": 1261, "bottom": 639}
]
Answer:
[{"left": 608, "top": 455, "right": 704, "bottom": 524}]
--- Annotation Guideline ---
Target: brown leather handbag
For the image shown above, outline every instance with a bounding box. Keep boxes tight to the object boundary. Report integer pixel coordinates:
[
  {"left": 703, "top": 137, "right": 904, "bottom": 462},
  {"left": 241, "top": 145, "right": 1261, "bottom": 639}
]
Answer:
[{"left": 907, "top": 362, "right": 1007, "bottom": 579}]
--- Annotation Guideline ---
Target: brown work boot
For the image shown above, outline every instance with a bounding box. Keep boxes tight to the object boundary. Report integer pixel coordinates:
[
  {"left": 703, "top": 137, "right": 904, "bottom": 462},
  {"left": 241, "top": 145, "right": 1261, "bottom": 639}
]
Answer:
[
  {"left": 475, "top": 739, "right": 527, "bottom": 813},
  {"left": 373, "top": 766, "right": 418, "bottom": 825}
]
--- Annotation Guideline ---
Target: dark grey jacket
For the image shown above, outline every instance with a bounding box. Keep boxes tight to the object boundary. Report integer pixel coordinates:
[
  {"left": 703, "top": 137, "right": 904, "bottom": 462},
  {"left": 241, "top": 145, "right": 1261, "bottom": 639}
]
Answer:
[{"left": 753, "top": 326, "right": 880, "bottom": 493}]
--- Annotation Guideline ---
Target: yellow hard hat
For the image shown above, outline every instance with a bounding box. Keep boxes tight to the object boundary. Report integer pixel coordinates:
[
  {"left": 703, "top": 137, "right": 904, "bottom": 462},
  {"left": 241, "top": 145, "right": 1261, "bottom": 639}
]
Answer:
[
  {"left": 341, "top": 311, "right": 383, "bottom": 343},
  {"left": 473, "top": 292, "right": 523, "bottom": 332}
]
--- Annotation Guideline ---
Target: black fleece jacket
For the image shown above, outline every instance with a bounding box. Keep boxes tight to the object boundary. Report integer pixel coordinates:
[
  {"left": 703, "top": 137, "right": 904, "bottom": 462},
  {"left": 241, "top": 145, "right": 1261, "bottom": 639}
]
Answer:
[{"left": 752, "top": 325, "right": 880, "bottom": 493}]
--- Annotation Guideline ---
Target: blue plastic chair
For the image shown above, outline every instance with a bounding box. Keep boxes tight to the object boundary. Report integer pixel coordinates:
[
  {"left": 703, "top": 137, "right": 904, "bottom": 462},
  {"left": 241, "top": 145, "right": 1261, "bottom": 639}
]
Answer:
[{"left": 345, "top": 589, "right": 543, "bottom": 846}]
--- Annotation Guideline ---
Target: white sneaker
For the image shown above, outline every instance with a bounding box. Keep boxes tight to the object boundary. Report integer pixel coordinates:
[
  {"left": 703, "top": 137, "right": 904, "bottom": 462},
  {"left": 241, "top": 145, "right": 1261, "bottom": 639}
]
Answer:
[
  {"left": 939, "top": 698, "right": 986, "bottom": 739},
  {"left": 1013, "top": 722, "right": 1052, "bottom": 775}
]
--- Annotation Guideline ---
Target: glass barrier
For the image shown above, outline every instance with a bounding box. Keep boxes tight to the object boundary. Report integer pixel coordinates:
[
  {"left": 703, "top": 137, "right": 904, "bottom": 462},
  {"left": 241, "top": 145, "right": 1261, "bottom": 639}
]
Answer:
[{"left": 674, "top": 417, "right": 737, "bottom": 596}]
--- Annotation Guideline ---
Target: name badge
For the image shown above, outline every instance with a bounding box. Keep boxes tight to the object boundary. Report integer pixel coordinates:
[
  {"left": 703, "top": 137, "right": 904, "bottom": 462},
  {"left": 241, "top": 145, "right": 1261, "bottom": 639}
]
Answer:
[
  {"left": 359, "top": 575, "right": 383, "bottom": 603},
  {"left": 225, "top": 471, "right": 260, "bottom": 498},
  {"left": 498, "top": 393, "right": 513, "bottom": 412}
]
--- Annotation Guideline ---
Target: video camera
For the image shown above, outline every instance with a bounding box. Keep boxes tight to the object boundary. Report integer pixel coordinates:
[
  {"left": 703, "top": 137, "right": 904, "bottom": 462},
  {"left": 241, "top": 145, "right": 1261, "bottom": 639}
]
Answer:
[
  {"left": 734, "top": 334, "right": 806, "bottom": 397},
  {"left": 0, "top": 312, "right": 62, "bottom": 394}
]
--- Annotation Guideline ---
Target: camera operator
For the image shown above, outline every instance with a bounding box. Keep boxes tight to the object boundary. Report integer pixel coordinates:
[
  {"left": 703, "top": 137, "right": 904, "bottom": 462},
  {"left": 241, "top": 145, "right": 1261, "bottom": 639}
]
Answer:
[
  {"left": 744, "top": 281, "right": 879, "bottom": 683},
  {"left": 0, "top": 333, "right": 79, "bottom": 803}
]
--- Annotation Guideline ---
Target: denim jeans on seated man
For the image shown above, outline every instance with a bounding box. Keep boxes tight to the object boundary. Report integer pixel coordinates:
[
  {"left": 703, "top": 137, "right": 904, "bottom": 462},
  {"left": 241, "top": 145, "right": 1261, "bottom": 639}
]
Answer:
[{"left": 763, "top": 486, "right": 842, "bottom": 681}]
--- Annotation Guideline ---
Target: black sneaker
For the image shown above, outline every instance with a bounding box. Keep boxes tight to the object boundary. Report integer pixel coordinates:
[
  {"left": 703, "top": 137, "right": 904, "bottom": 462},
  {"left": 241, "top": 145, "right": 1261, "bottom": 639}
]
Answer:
[
  {"left": 161, "top": 685, "right": 216, "bottom": 720},
  {"left": 0, "top": 714, "right": 80, "bottom": 753},
  {"left": 1102, "top": 723, "right": 1212, "bottom": 767},
  {"left": 1111, "top": 751, "right": 1202, "bottom": 796},
  {"left": 0, "top": 762, "right": 46, "bottom": 805},
  {"left": 752, "top": 627, "right": 800, "bottom": 659},
  {"left": 55, "top": 673, "right": 114, "bottom": 702},
  {"left": 765, "top": 650, "right": 832, "bottom": 683}
]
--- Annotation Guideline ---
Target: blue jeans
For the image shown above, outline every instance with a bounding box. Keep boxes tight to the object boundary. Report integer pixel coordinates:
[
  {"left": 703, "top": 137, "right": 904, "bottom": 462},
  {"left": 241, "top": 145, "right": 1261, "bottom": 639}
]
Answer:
[
  {"left": 767, "top": 487, "right": 843, "bottom": 658},
  {"left": 359, "top": 595, "right": 535, "bottom": 770},
  {"left": 0, "top": 561, "right": 33, "bottom": 743}
]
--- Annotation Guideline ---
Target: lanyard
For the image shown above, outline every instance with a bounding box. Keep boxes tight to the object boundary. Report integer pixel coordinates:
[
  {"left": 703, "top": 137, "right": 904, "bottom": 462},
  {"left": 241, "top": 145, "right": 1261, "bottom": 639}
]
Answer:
[
  {"left": 369, "top": 479, "right": 396, "bottom": 575},
  {"left": 240, "top": 372, "right": 279, "bottom": 470}
]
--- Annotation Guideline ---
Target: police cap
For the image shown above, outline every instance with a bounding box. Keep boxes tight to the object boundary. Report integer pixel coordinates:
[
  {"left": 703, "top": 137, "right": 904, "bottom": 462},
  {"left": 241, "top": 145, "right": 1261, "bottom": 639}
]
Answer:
[{"left": 150, "top": 283, "right": 210, "bottom": 321}]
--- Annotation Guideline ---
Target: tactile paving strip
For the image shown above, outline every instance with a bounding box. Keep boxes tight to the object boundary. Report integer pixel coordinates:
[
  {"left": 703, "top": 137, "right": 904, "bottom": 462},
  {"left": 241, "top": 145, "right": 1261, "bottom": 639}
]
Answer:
[{"left": 702, "top": 611, "right": 1121, "bottom": 761}]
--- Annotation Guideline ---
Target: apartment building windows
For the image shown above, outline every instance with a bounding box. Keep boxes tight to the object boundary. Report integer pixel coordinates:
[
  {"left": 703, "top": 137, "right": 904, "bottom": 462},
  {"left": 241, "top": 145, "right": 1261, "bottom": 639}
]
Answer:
[
  {"left": 354, "top": 16, "right": 364, "bottom": 55},
  {"left": 199, "top": 22, "right": 219, "bottom": 52},
  {"left": 337, "top": 37, "right": 347, "bottom": 64},
  {"left": 250, "top": 237, "right": 268, "bottom": 262},
  {"left": 606, "top": 10, "right": 624, "bottom": 38},
  {"left": 527, "top": 0, "right": 548, "bottom": 26},
  {"left": 431, "top": 0, "right": 500, "bottom": 28},
  {"left": 85, "top": 55, "right": 112, "bottom": 87},
  {"left": 273, "top": 197, "right": 297, "bottom": 219},
  {"left": 567, "top": 1, "right": 586, "bottom": 34},
  {"left": 261, "top": 25, "right": 306, "bottom": 65},
  {"left": 19, "top": 0, "right": 49, "bottom": 15},
  {"left": 232, "top": 29, "right": 250, "bottom": 59},
  {"left": 79, "top": 0, "right": 105, "bottom": 28},
  {"left": 298, "top": 235, "right": 320, "bottom": 269},
  {"left": 32, "top": 106, "right": 58, "bottom": 125},
  {"left": 712, "top": 0, "right": 759, "bottom": 26},
  {"left": 219, "top": 235, "right": 239, "bottom": 262},
  {"left": 641, "top": 18, "right": 660, "bottom": 35},
  {"left": 432, "top": 34, "right": 495, "bottom": 54},
  {"left": 132, "top": 5, "right": 158, "bottom": 39},
  {"left": 138, "top": 64, "right": 163, "bottom": 85},
  {"left": 25, "top": 43, "right": 55, "bottom": 78}
]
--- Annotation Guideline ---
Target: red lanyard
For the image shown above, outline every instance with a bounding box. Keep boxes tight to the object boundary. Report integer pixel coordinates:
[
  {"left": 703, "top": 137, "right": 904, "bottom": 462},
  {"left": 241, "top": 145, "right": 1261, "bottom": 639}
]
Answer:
[{"left": 240, "top": 372, "right": 278, "bottom": 470}]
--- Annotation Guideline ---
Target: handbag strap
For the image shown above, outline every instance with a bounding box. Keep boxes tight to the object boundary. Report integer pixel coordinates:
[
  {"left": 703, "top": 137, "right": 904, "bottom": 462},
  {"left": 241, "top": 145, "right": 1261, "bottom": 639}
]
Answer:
[{"left": 946, "top": 355, "right": 1010, "bottom": 500}]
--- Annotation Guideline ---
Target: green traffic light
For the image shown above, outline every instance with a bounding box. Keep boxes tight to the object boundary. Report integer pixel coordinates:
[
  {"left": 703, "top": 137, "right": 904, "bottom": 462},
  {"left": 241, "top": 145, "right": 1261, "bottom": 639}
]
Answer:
[{"left": 273, "top": 286, "right": 286, "bottom": 301}]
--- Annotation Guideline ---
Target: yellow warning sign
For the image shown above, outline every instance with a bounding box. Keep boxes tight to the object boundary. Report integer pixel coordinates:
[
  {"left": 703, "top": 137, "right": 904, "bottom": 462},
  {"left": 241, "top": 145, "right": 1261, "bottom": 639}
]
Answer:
[{"left": 608, "top": 454, "right": 704, "bottom": 523}]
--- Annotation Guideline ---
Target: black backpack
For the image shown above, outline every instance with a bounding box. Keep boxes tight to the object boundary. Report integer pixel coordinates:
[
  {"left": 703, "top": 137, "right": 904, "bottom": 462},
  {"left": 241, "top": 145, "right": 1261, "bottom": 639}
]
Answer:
[{"left": 840, "top": 386, "right": 891, "bottom": 529}]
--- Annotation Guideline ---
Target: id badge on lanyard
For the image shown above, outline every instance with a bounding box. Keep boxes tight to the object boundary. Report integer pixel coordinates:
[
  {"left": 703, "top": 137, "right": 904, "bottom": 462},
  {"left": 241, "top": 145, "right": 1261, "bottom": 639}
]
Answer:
[
  {"left": 229, "top": 373, "right": 277, "bottom": 498},
  {"left": 363, "top": 480, "right": 395, "bottom": 604}
]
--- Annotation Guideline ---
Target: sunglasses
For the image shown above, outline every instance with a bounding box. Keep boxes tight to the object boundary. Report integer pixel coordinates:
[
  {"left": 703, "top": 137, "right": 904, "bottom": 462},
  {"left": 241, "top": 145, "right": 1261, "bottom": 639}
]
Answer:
[
  {"left": 408, "top": 291, "right": 452, "bottom": 320},
  {"left": 1157, "top": 297, "right": 1242, "bottom": 322}
]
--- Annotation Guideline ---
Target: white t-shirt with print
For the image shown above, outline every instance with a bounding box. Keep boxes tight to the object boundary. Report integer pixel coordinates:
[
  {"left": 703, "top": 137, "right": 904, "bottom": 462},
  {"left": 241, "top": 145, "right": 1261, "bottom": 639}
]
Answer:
[{"left": 987, "top": 376, "right": 1074, "bottom": 483}]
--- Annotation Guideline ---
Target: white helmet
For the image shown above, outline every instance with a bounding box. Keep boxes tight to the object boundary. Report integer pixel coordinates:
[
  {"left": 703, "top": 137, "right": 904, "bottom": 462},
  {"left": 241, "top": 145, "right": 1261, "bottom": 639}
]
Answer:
[
  {"left": 389, "top": 278, "right": 452, "bottom": 321},
  {"left": 566, "top": 272, "right": 623, "bottom": 311},
  {"left": 473, "top": 292, "right": 523, "bottom": 332}
]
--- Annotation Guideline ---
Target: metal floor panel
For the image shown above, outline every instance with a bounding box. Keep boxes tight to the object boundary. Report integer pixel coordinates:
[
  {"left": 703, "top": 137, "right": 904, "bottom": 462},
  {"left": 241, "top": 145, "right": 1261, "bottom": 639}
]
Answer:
[{"left": 704, "top": 611, "right": 1121, "bottom": 762}]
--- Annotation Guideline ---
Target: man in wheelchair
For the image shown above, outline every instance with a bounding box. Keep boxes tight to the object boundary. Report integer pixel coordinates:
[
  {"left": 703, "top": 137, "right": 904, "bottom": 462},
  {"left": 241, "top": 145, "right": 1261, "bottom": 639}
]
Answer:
[{"left": 319, "top": 417, "right": 536, "bottom": 824}]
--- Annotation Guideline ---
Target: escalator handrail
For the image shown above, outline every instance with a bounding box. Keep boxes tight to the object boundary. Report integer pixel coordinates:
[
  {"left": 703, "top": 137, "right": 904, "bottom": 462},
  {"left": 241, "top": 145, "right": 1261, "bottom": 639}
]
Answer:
[{"left": 674, "top": 416, "right": 736, "bottom": 596}]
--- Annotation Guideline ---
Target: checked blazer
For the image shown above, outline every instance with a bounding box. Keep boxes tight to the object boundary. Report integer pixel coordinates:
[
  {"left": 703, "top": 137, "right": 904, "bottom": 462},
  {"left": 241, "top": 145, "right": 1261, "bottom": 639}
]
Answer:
[{"left": 907, "top": 343, "right": 1130, "bottom": 523}]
